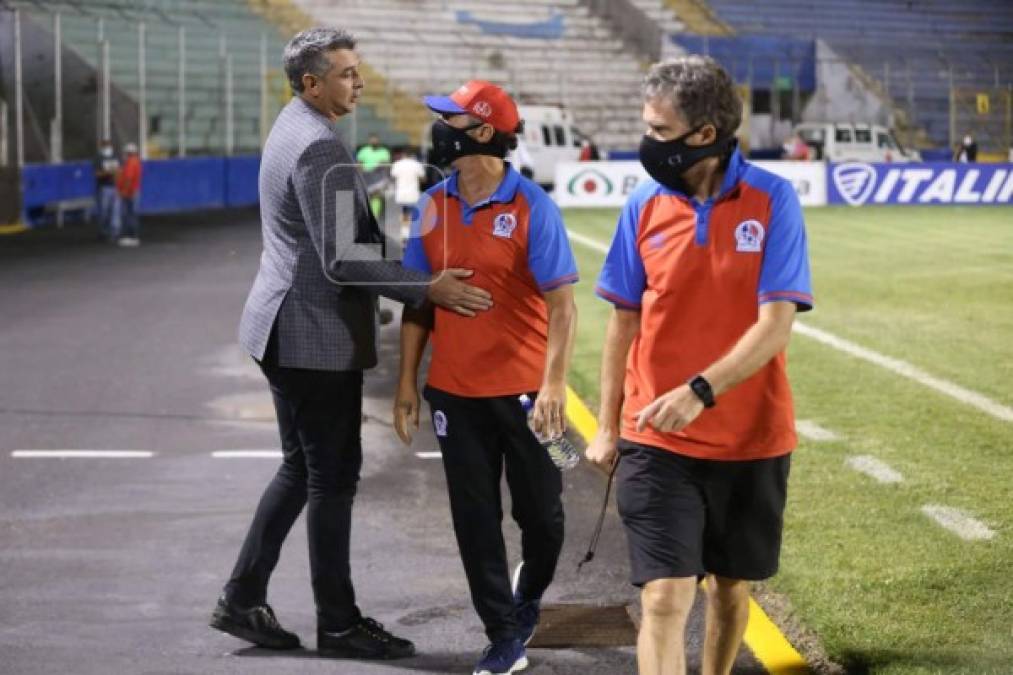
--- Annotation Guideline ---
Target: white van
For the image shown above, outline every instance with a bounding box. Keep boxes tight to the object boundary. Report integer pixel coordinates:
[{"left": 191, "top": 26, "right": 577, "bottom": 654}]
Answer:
[
  {"left": 513, "top": 105, "right": 583, "bottom": 186},
  {"left": 793, "top": 122, "right": 920, "bottom": 162}
]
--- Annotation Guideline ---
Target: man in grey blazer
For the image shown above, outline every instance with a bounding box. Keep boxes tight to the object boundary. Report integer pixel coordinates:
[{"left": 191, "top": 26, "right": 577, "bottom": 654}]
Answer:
[{"left": 209, "top": 27, "right": 493, "bottom": 660}]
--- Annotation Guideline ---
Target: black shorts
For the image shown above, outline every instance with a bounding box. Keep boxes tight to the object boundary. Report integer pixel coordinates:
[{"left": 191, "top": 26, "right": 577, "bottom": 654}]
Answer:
[{"left": 615, "top": 440, "right": 790, "bottom": 586}]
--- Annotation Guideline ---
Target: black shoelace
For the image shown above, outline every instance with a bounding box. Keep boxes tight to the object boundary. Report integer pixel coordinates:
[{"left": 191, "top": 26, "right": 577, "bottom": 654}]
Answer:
[
  {"left": 253, "top": 605, "right": 283, "bottom": 630},
  {"left": 577, "top": 456, "right": 620, "bottom": 572},
  {"left": 359, "top": 617, "right": 392, "bottom": 642}
]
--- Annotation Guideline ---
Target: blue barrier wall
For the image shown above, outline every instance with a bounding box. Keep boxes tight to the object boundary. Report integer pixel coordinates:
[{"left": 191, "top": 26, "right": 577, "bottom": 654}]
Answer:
[
  {"left": 139, "top": 157, "right": 226, "bottom": 213},
  {"left": 21, "top": 161, "right": 94, "bottom": 211},
  {"left": 828, "top": 162, "right": 1013, "bottom": 206},
  {"left": 225, "top": 155, "right": 261, "bottom": 207},
  {"left": 21, "top": 155, "right": 261, "bottom": 224}
]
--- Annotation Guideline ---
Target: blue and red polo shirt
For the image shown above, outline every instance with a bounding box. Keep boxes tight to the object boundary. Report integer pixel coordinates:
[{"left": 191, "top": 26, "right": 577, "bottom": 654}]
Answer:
[
  {"left": 596, "top": 148, "right": 813, "bottom": 461},
  {"left": 404, "top": 164, "right": 578, "bottom": 397}
]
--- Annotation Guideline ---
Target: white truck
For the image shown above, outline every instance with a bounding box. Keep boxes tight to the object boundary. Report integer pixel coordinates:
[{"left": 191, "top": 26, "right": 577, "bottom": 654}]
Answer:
[
  {"left": 793, "top": 122, "right": 920, "bottom": 162},
  {"left": 512, "top": 105, "right": 584, "bottom": 186}
]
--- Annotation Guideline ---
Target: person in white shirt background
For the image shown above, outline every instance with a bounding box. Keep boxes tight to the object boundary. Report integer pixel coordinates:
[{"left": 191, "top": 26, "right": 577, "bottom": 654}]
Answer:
[{"left": 390, "top": 148, "right": 427, "bottom": 228}]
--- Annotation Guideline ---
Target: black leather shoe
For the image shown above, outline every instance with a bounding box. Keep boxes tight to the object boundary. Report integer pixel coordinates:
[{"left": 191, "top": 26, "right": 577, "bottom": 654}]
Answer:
[
  {"left": 209, "top": 596, "right": 301, "bottom": 650},
  {"left": 317, "top": 617, "right": 415, "bottom": 659}
]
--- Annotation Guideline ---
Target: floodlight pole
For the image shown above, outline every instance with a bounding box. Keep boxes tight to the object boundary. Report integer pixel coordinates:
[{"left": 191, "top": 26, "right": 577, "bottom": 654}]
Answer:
[
  {"left": 0, "top": 100, "right": 8, "bottom": 168},
  {"left": 139, "top": 21, "right": 147, "bottom": 159},
  {"left": 53, "top": 11, "right": 63, "bottom": 162},
  {"left": 178, "top": 25, "right": 186, "bottom": 157},
  {"left": 96, "top": 16, "right": 103, "bottom": 147},
  {"left": 225, "top": 54, "right": 234, "bottom": 156},
  {"left": 101, "top": 39, "right": 111, "bottom": 141},
  {"left": 14, "top": 6, "right": 24, "bottom": 167}
]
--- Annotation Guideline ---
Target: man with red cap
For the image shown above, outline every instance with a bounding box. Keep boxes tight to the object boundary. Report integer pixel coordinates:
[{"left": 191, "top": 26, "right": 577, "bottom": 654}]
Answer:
[{"left": 394, "top": 80, "right": 579, "bottom": 675}]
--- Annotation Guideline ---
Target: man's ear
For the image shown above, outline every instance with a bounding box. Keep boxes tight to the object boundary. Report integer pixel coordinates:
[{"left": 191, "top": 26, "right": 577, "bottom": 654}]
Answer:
[
  {"left": 301, "top": 73, "right": 318, "bottom": 96},
  {"left": 694, "top": 124, "right": 718, "bottom": 146},
  {"left": 475, "top": 123, "right": 496, "bottom": 143}
]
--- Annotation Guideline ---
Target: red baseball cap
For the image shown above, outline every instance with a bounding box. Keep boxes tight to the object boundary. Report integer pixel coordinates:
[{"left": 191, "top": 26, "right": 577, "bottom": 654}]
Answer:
[{"left": 424, "top": 80, "right": 520, "bottom": 134}]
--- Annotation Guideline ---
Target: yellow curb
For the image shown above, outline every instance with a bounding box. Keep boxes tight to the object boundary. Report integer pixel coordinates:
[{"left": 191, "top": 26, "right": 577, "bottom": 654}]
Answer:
[
  {"left": 564, "top": 385, "right": 810, "bottom": 674},
  {"left": 0, "top": 222, "right": 29, "bottom": 235}
]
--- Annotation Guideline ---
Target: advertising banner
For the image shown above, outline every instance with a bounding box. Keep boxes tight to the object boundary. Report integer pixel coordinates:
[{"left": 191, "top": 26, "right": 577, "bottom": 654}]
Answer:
[
  {"left": 554, "top": 160, "right": 827, "bottom": 208},
  {"left": 828, "top": 162, "right": 1013, "bottom": 206}
]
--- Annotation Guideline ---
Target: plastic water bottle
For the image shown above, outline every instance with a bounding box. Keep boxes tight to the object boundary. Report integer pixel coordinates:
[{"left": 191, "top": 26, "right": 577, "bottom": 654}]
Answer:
[{"left": 519, "top": 394, "right": 580, "bottom": 471}]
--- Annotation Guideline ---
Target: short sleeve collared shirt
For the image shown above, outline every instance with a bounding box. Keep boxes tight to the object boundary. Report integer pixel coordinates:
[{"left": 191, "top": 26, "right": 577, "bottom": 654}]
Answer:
[
  {"left": 597, "top": 149, "right": 813, "bottom": 461},
  {"left": 404, "top": 164, "right": 578, "bottom": 397}
]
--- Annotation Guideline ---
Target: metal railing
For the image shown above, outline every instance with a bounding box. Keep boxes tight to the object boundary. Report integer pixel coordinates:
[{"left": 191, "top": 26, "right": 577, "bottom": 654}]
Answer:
[{"left": 1, "top": 2, "right": 286, "bottom": 165}]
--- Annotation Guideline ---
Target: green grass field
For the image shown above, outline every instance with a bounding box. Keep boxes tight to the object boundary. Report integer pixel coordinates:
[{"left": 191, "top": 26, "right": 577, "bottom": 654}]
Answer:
[{"left": 563, "top": 206, "right": 1013, "bottom": 674}]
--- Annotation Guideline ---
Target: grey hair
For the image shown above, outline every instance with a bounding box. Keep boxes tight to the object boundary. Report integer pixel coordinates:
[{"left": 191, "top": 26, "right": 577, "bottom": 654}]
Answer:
[
  {"left": 642, "top": 55, "right": 742, "bottom": 138},
  {"left": 284, "top": 27, "right": 356, "bottom": 93}
]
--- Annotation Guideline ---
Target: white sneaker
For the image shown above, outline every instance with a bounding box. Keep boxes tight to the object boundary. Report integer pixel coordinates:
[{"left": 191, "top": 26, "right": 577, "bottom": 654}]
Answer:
[{"left": 118, "top": 237, "right": 140, "bottom": 247}]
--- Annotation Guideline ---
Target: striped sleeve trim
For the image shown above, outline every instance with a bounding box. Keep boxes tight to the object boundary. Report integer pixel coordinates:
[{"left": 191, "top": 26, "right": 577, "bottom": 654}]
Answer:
[
  {"left": 758, "top": 291, "right": 814, "bottom": 307},
  {"left": 539, "top": 273, "right": 579, "bottom": 293},
  {"left": 595, "top": 285, "right": 641, "bottom": 309}
]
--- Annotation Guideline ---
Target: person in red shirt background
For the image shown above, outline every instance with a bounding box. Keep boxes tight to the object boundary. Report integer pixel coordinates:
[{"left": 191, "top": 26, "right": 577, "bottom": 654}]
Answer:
[{"left": 116, "top": 143, "right": 143, "bottom": 247}]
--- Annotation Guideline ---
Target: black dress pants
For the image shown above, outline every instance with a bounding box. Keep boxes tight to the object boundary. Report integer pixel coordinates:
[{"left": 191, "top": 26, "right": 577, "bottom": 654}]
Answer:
[
  {"left": 224, "top": 332, "right": 364, "bottom": 631},
  {"left": 424, "top": 385, "right": 565, "bottom": 643}
]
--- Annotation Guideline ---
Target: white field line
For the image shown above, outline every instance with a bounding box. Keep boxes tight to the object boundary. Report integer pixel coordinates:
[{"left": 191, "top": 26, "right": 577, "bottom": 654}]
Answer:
[
  {"left": 11, "top": 450, "right": 154, "bottom": 458},
  {"left": 567, "top": 228, "right": 1013, "bottom": 424},
  {"left": 415, "top": 452, "right": 442, "bottom": 459},
  {"left": 211, "top": 450, "right": 282, "bottom": 459},
  {"left": 920, "top": 505, "right": 996, "bottom": 541},
  {"left": 567, "top": 229, "right": 610, "bottom": 254},
  {"left": 796, "top": 420, "right": 840, "bottom": 442},
  {"left": 792, "top": 323, "right": 1013, "bottom": 423},
  {"left": 845, "top": 455, "right": 904, "bottom": 484}
]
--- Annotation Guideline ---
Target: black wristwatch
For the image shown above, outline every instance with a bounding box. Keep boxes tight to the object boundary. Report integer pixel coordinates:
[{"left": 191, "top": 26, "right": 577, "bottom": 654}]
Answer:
[{"left": 688, "top": 375, "right": 716, "bottom": 408}]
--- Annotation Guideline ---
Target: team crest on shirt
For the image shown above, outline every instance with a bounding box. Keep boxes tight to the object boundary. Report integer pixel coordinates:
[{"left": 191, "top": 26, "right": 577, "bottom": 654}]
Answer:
[
  {"left": 492, "top": 213, "right": 518, "bottom": 238},
  {"left": 433, "top": 411, "right": 448, "bottom": 437},
  {"left": 734, "top": 219, "right": 765, "bottom": 253}
]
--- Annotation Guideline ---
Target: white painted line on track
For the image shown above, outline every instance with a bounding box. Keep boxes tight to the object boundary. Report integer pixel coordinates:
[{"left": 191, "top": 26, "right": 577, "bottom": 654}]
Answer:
[
  {"left": 415, "top": 452, "right": 442, "bottom": 459},
  {"left": 920, "top": 505, "right": 996, "bottom": 541},
  {"left": 211, "top": 450, "right": 282, "bottom": 459},
  {"left": 796, "top": 420, "right": 840, "bottom": 442},
  {"left": 845, "top": 455, "right": 904, "bottom": 484},
  {"left": 567, "top": 228, "right": 1013, "bottom": 424},
  {"left": 11, "top": 450, "right": 154, "bottom": 458}
]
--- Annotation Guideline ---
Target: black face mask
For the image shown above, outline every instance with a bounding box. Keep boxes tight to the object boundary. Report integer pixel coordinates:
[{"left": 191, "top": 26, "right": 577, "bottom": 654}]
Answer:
[
  {"left": 429, "top": 119, "right": 507, "bottom": 167},
  {"left": 638, "top": 126, "right": 732, "bottom": 191}
]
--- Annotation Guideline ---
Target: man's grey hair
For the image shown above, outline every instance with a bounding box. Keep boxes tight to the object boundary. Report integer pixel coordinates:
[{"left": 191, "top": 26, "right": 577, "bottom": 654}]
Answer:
[
  {"left": 284, "top": 27, "right": 356, "bottom": 93},
  {"left": 643, "top": 55, "right": 742, "bottom": 138}
]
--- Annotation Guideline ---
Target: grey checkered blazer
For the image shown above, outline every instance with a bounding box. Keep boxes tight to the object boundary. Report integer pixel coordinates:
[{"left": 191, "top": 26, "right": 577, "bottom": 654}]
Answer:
[{"left": 239, "top": 96, "right": 428, "bottom": 371}]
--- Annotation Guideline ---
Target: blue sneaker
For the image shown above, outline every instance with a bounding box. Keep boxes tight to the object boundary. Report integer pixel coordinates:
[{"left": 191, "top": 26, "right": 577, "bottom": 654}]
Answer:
[
  {"left": 511, "top": 562, "right": 541, "bottom": 646},
  {"left": 473, "top": 638, "right": 528, "bottom": 675},
  {"left": 514, "top": 598, "right": 541, "bottom": 646}
]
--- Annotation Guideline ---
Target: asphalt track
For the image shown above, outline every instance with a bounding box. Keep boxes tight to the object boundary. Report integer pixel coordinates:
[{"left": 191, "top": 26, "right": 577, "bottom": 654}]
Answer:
[{"left": 0, "top": 211, "right": 766, "bottom": 674}]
